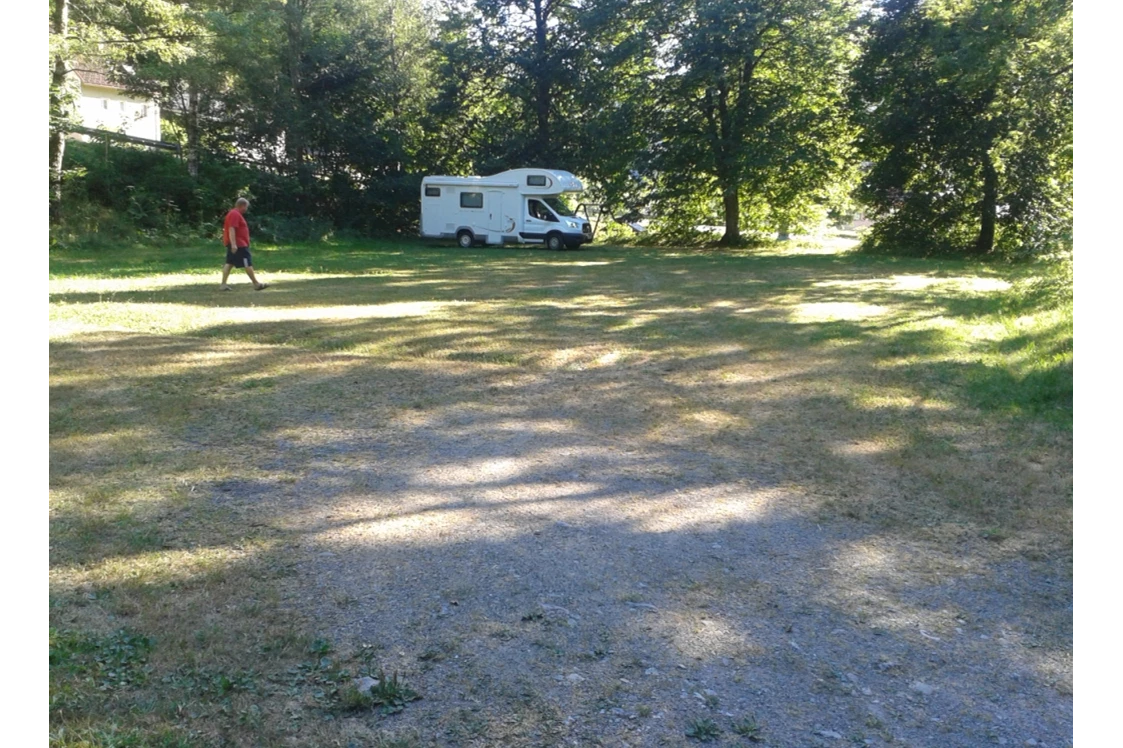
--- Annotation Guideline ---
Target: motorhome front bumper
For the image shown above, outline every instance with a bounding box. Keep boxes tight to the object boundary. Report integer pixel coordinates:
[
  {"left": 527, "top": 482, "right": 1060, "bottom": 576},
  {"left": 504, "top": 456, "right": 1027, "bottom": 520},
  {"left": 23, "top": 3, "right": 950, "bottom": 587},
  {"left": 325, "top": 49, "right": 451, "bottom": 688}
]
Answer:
[{"left": 562, "top": 229, "right": 592, "bottom": 248}]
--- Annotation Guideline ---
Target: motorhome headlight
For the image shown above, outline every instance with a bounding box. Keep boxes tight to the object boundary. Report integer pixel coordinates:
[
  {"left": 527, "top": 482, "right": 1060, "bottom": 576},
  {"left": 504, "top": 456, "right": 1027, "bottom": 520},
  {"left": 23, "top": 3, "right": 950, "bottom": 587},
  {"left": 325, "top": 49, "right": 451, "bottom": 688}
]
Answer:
[{"left": 565, "top": 219, "right": 579, "bottom": 229}]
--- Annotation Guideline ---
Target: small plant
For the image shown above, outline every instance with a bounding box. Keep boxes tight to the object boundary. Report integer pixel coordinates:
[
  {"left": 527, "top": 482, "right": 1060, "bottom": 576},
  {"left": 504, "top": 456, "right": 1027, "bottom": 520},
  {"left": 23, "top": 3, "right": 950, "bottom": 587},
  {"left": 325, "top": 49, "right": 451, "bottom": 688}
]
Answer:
[
  {"left": 307, "top": 638, "right": 333, "bottom": 656},
  {"left": 339, "top": 683, "right": 375, "bottom": 712},
  {"left": 637, "top": 705, "right": 653, "bottom": 718},
  {"left": 732, "top": 715, "right": 764, "bottom": 741},
  {"left": 340, "top": 670, "right": 420, "bottom": 715},
  {"left": 49, "top": 628, "right": 154, "bottom": 691},
  {"left": 979, "top": 527, "right": 1009, "bottom": 542},
  {"left": 685, "top": 717, "right": 721, "bottom": 742},
  {"left": 703, "top": 692, "right": 720, "bottom": 709},
  {"left": 368, "top": 671, "right": 421, "bottom": 715}
]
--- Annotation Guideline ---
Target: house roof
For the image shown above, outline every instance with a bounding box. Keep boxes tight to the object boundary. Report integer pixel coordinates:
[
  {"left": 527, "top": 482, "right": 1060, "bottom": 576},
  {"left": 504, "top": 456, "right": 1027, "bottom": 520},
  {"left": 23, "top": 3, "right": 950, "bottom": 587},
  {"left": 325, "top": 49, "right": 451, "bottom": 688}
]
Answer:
[{"left": 74, "top": 65, "right": 124, "bottom": 90}]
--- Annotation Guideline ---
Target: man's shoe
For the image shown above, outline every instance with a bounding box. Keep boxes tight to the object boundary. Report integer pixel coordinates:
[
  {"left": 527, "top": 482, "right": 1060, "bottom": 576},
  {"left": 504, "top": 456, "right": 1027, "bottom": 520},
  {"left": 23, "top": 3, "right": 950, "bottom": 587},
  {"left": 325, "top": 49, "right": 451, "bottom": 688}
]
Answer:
[
  {"left": 219, "top": 284, "right": 232, "bottom": 291},
  {"left": 254, "top": 283, "right": 269, "bottom": 291}
]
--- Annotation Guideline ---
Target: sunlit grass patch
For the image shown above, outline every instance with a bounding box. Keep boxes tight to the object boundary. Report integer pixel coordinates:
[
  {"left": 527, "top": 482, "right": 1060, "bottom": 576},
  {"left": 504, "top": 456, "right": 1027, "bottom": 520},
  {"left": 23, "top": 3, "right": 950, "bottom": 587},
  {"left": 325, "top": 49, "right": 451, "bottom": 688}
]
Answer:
[
  {"left": 791, "top": 301, "right": 890, "bottom": 322},
  {"left": 49, "top": 238, "right": 1071, "bottom": 744}
]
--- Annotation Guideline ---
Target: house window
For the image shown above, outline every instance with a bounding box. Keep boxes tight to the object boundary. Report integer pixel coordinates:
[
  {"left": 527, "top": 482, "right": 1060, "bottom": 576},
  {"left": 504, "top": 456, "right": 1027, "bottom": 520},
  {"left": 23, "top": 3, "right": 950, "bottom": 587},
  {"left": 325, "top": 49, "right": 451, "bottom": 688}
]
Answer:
[
  {"left": 460, "top": 192, "right": 483, "bottom": 209},
  {"left": 141, "top": 105, "right": 148, "bottom": 117},
  {"left": 527, "top": 175, "right": 547, "bottom": 187},
  {"left": 424, "top": 186, "right": 441, "bottom": 197},
  {"left": 120, "top": 101, "right": 126, "bottom": 111}
]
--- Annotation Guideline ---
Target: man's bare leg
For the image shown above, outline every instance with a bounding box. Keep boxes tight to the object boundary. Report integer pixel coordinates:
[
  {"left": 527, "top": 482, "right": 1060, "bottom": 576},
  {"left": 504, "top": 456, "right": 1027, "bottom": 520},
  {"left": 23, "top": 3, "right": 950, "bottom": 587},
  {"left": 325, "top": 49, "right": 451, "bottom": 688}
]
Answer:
[
  {"left": 244, "top": 265, "right": 267, "bottom": 289},
  {"left": 220, "top": 263, "right": 233, "bottom": 289}
]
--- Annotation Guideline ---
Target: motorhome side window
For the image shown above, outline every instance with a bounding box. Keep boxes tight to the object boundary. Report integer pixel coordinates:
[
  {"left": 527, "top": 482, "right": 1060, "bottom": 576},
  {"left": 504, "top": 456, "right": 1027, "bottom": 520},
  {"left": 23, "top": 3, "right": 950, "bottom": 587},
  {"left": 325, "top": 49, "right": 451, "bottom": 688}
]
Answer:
[
  {"left": 460, "top": 192, "right": 483, "bottom": 209},
  {"left": 424, "top": 186, "right": 440, "bottom": 197},
  {"left": 527, "top": 175, "right": 547, "bottom": 187}
]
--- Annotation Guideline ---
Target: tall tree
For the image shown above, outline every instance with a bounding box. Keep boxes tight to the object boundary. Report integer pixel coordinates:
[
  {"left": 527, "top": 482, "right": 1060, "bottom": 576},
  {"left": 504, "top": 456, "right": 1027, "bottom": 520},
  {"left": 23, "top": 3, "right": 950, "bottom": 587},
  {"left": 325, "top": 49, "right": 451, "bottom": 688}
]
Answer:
[
  {"left": 851, "top": 0, "right": 1073, "bottom": 255},
  {"left": 49, "top": 0, "right": 71, "bottom": 219},
  {"left": 430, "top": 0, "right": 629, "bottom": 172},
  {"left": 653, "top": 0, "right": 857, "bottom": 244},
  {"left": 48, "top": 0, "right": 201, "bottom": 219},
  {"left": 196, "top": 1, "right": 432, "bottom": 202},
  {"left": 124, "top": 1, "right": 235, "bottom": 179}
]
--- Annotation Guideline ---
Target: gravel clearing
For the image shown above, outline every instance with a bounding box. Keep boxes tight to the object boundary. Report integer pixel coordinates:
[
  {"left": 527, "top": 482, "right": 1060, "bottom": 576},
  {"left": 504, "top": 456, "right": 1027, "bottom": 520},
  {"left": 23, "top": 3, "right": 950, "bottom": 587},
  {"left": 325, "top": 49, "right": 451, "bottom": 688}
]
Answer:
[{"left": 211, "top": 361, "right": 1072, "bottom": 747}]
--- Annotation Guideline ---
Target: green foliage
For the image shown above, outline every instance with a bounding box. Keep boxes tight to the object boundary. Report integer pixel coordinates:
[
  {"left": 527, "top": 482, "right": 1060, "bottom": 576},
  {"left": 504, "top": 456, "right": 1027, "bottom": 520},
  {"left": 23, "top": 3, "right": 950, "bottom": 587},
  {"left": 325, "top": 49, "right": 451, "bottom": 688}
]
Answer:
[
  {"left": 252, "top": 214, "right": 334, "bottom": 244},
  {"left": 307, "top": 638, "right": 333, "bottom": 656},
  {"left": 50, "top": 628, "right": 154, "bottom": 691},
  {"left": 651, "top": 0, "right": 859, "bottom": 243},
  {"left": 973, "top": 263, "right": 1072, "bottom": 420},
  {"left": 732, "top": 715, "right": 765, "bottom": 741},
  {"left": 685, "top": 717, "right": 722, "bottom": 741},
  {"left": 55, "top": 140, "right": 423, "bottom": 244},
  {"left": 337, "top": 686, "right": 373, "bottom": 712},
  {"left": 851, "top": 0, "right": 1072, "bottom": 256},
  {"left": 51, "top": 0, "right": 1071, "bottom": 252},
  {"left": 50, "top": 201, "right": 143, "bottom": 250},
  {"left": 341, "top": 670, "right": 421, "bottom": 716},
  {"left": 68, "top": 143, "right": 249, "bottom": 224},
  {"left": 369, "top": 671, "right": 421, "bottom": 714}
]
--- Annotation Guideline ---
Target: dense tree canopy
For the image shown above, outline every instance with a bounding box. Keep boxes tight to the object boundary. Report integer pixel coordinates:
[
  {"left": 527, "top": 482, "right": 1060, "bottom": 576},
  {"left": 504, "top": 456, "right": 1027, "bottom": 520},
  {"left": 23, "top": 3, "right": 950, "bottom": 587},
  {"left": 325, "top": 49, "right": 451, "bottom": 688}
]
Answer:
[
  {"left": 49, "top": 0, "right": 1073, "bottom": 255},
  {"left": 851, "top": 0, "right": 1073, "bottom": 255},
  {"left": 651, "top": 0, "right": 858, "bottom": 243}
]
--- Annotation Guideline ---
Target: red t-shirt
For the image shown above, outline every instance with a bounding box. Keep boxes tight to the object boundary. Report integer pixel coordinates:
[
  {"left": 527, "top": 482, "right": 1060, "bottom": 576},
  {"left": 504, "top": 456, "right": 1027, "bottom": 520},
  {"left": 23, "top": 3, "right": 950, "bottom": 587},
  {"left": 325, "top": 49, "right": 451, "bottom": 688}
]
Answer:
[{"left": 223, "top": 209, "right": 250, "bottom": 248}]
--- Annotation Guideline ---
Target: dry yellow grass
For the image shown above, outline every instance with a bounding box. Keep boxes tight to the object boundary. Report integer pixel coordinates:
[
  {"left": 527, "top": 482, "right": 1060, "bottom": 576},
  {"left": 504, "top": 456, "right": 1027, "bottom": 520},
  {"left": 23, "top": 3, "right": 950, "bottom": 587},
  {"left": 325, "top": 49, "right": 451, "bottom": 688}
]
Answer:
[{"left": 50, "top": 239, "right": 1072, "bottom": 747}]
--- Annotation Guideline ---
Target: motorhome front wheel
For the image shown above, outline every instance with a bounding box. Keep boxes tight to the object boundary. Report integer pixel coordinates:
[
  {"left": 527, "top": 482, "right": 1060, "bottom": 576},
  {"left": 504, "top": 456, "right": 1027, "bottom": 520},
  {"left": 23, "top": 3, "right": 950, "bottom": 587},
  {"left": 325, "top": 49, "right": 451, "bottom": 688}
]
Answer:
[{"left": 457, "top": 231, "right": 474, "bottom": 248}]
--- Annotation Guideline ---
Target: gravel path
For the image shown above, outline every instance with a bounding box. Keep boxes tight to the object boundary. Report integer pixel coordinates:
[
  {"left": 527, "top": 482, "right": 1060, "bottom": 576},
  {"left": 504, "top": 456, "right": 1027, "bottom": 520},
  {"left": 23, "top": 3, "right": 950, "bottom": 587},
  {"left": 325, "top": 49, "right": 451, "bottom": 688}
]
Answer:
[{"left": 211, "top": 362, "right": 1072, "bottom": 747}]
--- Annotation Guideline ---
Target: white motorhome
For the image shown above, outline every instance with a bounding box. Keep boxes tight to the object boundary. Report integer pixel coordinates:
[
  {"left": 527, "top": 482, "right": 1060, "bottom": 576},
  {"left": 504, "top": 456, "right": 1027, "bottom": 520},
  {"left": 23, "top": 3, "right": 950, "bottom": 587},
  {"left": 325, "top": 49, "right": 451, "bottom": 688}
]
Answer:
[{"left": 420, "top": 168, "right": 593, "bottom": 250}]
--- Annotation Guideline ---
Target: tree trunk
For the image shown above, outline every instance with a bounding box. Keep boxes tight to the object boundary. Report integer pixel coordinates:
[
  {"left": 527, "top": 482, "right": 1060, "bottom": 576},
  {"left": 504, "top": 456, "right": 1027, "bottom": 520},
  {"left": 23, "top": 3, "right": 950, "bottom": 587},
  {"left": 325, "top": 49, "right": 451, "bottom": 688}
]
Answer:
[
  {"left": 186, "top": 84, "right": 200, "bottom": 179},
  {"left": 720, "top": 186, "right": 740, "bottom": 245},
  {"left": 49, "top": 0, "right": 69, "bottom": 221},
  {"left": 777, "top": 219, "right": 791, "bottom": 241},
  {"left": 284, "top": 0, "right": 310, "bottom": 198},
  {"left": 974, "top": 150, "right": 998, "bottom": 254},
  {"left": 532, "top": 0, "right": 551, "bottom": 159}
]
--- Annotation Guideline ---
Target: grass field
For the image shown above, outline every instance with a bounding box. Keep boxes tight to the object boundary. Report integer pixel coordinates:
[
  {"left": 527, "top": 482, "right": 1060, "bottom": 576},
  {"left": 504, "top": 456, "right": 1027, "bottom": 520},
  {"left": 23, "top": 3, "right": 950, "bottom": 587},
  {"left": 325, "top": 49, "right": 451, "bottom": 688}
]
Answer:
[{"left": 50, "top": 237, "right": 1072, "bottom": 746}]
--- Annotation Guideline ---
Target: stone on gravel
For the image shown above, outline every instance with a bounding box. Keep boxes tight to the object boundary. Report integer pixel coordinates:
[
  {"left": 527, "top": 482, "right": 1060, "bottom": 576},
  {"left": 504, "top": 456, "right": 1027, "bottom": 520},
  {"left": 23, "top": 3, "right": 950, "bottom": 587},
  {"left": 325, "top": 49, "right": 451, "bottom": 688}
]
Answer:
[
  {"left": 816, "top": 729, "right": 843, "bottom": 739},
  {"left": 352, "top": 676, "right": 379, "bottom": 693},
  {"left": 644, "top": 667, "right": 659, "bottom": 676},
  {"left": 910, "top": 681, "right": 936, "bottom": 696},
  {"left": 566, "top": 673, "right": 585, "bottom": 683}
]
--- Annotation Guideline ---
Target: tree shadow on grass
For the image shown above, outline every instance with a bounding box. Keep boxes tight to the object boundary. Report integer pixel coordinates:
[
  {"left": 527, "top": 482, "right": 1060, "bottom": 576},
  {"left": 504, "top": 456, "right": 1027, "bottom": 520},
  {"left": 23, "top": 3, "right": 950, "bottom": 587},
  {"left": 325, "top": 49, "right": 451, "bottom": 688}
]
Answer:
[
  {"left": 50, "top": 249, "right": 1071, "bottom": 746},
  {"left": 50, "top": 334, "right": 1069, "bottom": 741}
]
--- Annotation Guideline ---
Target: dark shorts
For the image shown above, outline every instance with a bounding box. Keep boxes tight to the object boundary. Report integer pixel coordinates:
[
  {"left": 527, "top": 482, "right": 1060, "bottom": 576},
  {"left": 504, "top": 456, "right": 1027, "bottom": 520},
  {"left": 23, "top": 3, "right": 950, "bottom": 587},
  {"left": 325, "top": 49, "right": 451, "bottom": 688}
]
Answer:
[{"left": 225, "top": 246, "right": 252, "bottom": 268}]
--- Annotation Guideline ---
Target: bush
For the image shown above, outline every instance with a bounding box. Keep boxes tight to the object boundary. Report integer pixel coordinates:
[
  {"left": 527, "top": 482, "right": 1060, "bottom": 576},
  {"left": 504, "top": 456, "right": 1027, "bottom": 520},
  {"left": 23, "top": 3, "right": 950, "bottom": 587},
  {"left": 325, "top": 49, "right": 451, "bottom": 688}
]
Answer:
[
  {"left": 252, "top": 214, "right": 334, "bottom": 244},
  {"left": 56, "top": 141, "right": 422, "bottom": 244},
  {"left": 63, "top": 141, "right": 252, "bottom": 227},
  {"left": 50, "top": 201, "right": 141, "bottom": 250}
]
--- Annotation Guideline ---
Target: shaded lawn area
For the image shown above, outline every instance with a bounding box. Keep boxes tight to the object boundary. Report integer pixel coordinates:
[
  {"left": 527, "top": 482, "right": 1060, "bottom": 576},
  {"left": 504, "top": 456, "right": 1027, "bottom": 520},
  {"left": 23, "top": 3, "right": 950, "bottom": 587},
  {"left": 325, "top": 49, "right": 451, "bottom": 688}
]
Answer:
[{"left": 49, "top": 238, "right": 1072, "bottom": 747}]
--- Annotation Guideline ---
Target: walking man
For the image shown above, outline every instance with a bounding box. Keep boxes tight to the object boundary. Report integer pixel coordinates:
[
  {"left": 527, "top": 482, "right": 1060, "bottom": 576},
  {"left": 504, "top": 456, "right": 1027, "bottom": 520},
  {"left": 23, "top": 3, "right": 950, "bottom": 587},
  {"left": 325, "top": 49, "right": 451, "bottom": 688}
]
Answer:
[{"left": 220, "top": 198, "right": 268, "bottom": 291}]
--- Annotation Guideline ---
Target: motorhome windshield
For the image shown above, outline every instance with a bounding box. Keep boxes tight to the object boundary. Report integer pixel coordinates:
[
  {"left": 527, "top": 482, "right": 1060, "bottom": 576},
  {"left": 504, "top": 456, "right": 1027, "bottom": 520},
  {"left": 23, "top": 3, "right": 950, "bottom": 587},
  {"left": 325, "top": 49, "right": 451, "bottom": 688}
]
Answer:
[{"left": 544, "top": 197, "right": 576, "bottom": 217}]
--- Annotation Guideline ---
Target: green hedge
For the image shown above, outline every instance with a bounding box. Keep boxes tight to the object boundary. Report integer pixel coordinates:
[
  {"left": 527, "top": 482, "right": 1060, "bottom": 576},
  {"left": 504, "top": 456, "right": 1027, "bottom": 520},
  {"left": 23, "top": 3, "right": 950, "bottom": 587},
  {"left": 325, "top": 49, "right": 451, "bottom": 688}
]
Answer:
[{"left": 56, "top": 141, "right": 421, "bottom": 245}]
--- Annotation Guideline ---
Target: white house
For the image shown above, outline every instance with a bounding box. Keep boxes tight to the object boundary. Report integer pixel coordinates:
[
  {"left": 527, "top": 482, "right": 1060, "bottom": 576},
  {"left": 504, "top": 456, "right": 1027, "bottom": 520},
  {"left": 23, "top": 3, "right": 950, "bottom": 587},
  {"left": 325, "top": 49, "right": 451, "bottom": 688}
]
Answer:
[{"left": 74, "top": 67, "right": 161, "bottom": 142}]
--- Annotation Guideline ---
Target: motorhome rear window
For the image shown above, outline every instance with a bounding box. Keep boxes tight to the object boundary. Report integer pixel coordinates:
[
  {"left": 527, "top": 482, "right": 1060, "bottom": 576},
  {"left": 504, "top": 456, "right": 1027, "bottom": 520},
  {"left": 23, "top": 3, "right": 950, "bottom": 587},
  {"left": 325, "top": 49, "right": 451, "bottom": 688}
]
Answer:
[
  {"left": 527, "top": 175, "right": 547, "bottom": 187},
  {"left": 424, "top": 186, "right": 440, "bottom": 197},
  {"left": 460, "top": 192, "right": 483, "bottom": 208}
]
